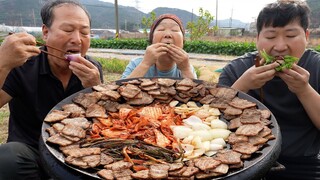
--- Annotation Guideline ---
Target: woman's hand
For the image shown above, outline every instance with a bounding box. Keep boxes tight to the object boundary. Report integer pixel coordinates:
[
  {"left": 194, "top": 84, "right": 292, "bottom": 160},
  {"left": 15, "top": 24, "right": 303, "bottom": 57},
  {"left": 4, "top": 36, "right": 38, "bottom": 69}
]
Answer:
[{"left": 141, "top": 43, "right": 168, "bottom": 67}]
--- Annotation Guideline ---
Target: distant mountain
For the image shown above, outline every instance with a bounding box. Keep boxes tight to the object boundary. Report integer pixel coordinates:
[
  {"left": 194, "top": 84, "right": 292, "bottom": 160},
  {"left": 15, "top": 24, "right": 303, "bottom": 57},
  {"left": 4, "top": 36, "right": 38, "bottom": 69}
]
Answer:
[{"left": 0, "top": 0, "right": 248, "bottom": 30}]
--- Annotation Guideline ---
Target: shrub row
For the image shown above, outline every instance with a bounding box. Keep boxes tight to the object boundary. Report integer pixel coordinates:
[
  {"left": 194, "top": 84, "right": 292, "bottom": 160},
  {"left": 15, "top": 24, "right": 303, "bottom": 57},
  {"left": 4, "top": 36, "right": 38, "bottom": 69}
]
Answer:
[{"left": 90, "top": 39, "right": 257, "bottom": 56}]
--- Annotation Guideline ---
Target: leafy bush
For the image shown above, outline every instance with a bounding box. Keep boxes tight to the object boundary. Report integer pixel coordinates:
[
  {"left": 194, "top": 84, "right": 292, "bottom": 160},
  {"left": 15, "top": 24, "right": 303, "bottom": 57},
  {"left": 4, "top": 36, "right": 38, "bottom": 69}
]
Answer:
[{"left": 90, "top": 39, "right": 257, "bottom": 56}]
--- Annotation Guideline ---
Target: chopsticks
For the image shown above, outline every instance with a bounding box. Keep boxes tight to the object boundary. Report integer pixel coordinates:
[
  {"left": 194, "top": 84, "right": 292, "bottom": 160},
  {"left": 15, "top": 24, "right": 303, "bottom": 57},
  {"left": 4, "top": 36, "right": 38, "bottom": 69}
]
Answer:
[
  {"left": 36, "top": 41, "right": 68, "bottom": 61},
  {"left": 7, "top": 32, "right": 68, "bottom": 61}
]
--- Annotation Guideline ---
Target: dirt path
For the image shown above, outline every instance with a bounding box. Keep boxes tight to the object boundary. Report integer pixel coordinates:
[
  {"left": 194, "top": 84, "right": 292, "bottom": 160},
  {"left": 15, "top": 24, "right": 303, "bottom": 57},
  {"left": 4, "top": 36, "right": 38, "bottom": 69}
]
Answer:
[{"left": 87, "top": 49, "right": 236, "bottom": 82}]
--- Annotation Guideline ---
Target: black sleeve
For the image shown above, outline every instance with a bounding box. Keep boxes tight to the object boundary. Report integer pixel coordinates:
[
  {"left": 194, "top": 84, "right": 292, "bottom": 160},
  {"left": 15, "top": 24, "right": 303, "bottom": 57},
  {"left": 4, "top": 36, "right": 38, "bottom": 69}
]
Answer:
[{"left": 218, "top": 52, "right": 257, "bottom": 87}]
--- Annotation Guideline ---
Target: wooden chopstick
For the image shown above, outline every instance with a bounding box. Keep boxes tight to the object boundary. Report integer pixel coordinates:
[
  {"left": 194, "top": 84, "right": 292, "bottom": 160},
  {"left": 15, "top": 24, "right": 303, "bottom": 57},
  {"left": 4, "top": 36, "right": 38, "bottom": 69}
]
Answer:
[
  {"left": 40, "top": 49, "right": 67, "bottom": 60},
  {"left": 36, "top": 41, "right": 69, "bottom": 54},
  {"left": 7, "top": 32, "right": 68, "bottom": 60}
]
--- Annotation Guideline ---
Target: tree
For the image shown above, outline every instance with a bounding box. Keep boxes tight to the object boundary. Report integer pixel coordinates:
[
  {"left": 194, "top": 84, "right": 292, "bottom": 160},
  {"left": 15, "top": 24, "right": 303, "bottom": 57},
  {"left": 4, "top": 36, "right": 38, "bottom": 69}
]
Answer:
[
  {"left": 186, "top": 8, "right": 214, "bottom": 41},
  {"left": 141, "top": 11, "right": 157, "bottom": 36}
]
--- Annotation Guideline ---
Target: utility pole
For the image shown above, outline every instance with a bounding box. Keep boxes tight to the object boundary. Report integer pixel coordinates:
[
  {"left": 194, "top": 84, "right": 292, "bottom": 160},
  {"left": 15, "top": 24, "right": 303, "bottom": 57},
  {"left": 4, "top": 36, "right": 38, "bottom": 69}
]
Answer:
[
  {"left": 32, "top": 9, "right": 36, "bottom": 26},
  {"left": 215, "top": 0, "right": 218, "bottom": 27},
  {"left": 114, "top": 0, "right": 119, "bottom": 38}
]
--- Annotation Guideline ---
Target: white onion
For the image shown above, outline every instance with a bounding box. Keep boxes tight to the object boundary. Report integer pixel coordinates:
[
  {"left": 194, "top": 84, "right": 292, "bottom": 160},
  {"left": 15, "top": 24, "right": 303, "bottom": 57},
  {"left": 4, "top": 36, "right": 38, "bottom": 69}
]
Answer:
[
  {"left": 210, "top": 119, "right": 228, "bottom": 129},
  {"left": 209, "top": 129, "right": 232, "bottom": 140},
  {"left": 190, "top": 130, "right": 214, "bottom": 141},
  {"left": 210, "top": 138, "right": 227, "bottom": 147},
  {"left": 171, "top": 126, "right": 193, "bottom": 139},
  {"left": 209, "top": 143, "right": 224, "bottom": 151}
]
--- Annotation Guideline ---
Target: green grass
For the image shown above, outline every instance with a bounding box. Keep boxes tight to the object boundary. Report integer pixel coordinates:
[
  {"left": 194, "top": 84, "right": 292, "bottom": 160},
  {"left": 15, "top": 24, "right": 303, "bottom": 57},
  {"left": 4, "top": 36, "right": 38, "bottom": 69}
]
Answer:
[
  {"left": 95, "top": 57, "right": 129, "bottom": 73},
  {"left": 0, "top": 111, "right": 9, "bottom": 123}
]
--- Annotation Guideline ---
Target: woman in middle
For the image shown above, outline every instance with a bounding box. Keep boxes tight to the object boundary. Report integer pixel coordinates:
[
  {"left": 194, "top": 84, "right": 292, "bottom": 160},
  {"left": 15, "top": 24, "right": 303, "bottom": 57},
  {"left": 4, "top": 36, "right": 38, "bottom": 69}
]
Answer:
[{"left": 121, "top": 14, "right": 197, "bottom": 79}]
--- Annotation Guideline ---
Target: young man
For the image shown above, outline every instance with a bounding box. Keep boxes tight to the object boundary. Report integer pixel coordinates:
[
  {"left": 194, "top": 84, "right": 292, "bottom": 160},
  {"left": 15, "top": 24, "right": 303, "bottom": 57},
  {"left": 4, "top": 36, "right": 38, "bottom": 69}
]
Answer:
[
  {"left": 218, "top": 0, "right": 320, "bottom": 179},
  {"left": 121, "top": 14, "right": 197, "bottom": 79},
  {"left": 0, "top": 0, "right": 103, "bottom": 179}
]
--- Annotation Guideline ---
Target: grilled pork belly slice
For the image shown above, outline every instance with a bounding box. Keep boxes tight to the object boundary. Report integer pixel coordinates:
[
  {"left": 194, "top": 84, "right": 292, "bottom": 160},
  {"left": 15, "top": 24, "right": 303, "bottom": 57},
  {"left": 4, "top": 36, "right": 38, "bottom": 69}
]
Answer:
[
  {"left": 208, "top": 163, "right": 229, "bottom": 175},
  {"left": 232, "top": 142, "right": 259, "bottom": 155},
  {"left": 177, "top": 78, "right": 197, "bottom": 87},
  {"left": 235, "top": 123, "right": 264, "bottom": 136},
  {"left": 61, "top": 103, "right": 85, "bottom": 117},
  {"left": 131, "top": 169, "right": 150, "bottom": 179},
  {"left": 214, "top": 149, "right": 242, "bottom": 165},
  {"left": 160, "top": 86, "right": 176, "bottom": 95},
  {"left": 157, "top": 78, "right": 176, "bottom": 87},
  {"left": 64, "top": 147, "right": 101, "bottom": 158},
  {"left": 227, "top": 133, "right": 249, "bottom": 145},
  {"left": 229, "top": 97, "right": 257, "bottom": 109},
  {"left": 194, "top": 157, "right": 221, "bottom": 171},
  {"left": 44, "top": 109, "right": 70, "bottom": 123},
  {"left": 46, "top": 134, "right": 73, "bottom": 146},
  {"left": 212, "top": 87, "right": 237, "bottom": 100},
  {"left": 149, "top": 164, "right": 170, "bottom": 179},
  {"left": 73, "top": 91, "right": 102, "bottom": 108},
  {"left": 209, "top": 97, "right": 231, "bottom": 110},
  {"left": 118, "top": 84, "right": 141, "bottom": 99},
  {"left": 100, "top": 89, "right": 121, "bottom": 101},
  {"left": 228, "top": 118, "right": 242, "bottom": 130},
  {"left": 85, "top": 104, "right": 107, "bottom": 118},
  {"left": 258, "top": 109, "right": 272, "bottom": 119},
  {"left": 126, "top": 91, "right": 154, "bottom": 105},
  {"left": 113, "top": 169, "right": 133, "bottom": 179},
  {"left": 240, "top": 109, "right": 261, "bottom": 124},
  {"left": 104, "top": 160, "right": 133, "bottom": 171},
  {"left": 60, "top": 133, "right": 81, "bottom": 142},
  {"left": 93, "top": 83, "right": 119, "bottom": 92},
  {"left": 248, "top": 136, "right": 268, "bottom": 146},
  {"left": 98, "top": 100, "right": 120, "bottom": 113},
  {"left": 61, "top": 117, "right": 90, "bottom": 129},
  {"left": 97, "top": 169, "right": 114, "bottom": 180},
  {"left": 65, "top": 154, "right": 100, "bottom": 169},
  {"left": 100, "top": 153, "right": 114, "bottom": 166},
  {"left": 169, "top": 162, "right": 184, "bottom": 171},
  {"left": 45, "top": 127, "right": 57, "bottom": 137},
  {"left": 61, "top": 124, "right": 86, "bottom": 139},
  {"left": 169, "top": 166, "right": 187, "bottom": 176},
  {"left": 258, "top": 126, "right": 272, "bottom": 138},
  {"left": 176, "top": 85, "right": 193, "bottom": 91},
  {"left": 181, "top": 167, "right": 199, "bottom": 177},
  {"left": 196, "top": 171, "right": 221, "bottom": 179},
  {"left": 224, "top": 105, "right": 242, "bottom": 116},
  {"left": 140, "top": 78, "right": 156, "bottom": 87}
]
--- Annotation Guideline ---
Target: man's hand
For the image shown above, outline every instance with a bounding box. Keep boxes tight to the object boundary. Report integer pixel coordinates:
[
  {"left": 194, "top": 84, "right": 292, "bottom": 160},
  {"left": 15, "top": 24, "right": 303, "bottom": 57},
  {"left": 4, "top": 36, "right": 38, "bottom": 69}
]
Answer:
[
  {"left": 68, "top": 56, "right": 101, "bottom": 88},
  {"left": 277, "top": 64, "right": 310, "bottom": 95},
  {"left": 232, "top": 61, "right": 279, "bottom": 92},
  {"left": 0, "top": 32, "right": 40, "bottom": 71}
]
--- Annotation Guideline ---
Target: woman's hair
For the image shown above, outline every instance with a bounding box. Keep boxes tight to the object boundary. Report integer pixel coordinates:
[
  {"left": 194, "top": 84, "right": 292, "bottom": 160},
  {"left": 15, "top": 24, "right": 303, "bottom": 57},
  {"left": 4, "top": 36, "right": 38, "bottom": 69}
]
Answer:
[
  {"left": 256, "top": 0, "right": 310, "bottom": 34},
  {"left": 41, "top": 0, "right": 91, "bottom": 28},
  {"left": 148, "top": 14, "right": 185, "bottom": 44}
]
